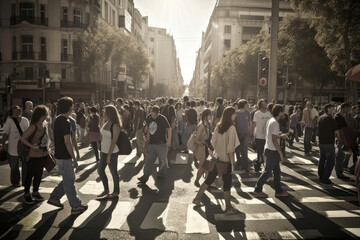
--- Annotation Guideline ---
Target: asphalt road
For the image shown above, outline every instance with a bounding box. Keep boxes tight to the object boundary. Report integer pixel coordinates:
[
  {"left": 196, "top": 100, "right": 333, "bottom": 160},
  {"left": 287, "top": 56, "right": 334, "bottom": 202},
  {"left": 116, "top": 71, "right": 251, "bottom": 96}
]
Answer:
[{"left": 0, "top": 140, "right": 359, "bottom": 240}]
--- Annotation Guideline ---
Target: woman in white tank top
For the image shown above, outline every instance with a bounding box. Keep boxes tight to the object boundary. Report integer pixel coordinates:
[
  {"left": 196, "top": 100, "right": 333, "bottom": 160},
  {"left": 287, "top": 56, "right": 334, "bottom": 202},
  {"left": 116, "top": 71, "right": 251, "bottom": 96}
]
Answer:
[{"left": 97, "top": 105, "right": 121, "bottom": 199}]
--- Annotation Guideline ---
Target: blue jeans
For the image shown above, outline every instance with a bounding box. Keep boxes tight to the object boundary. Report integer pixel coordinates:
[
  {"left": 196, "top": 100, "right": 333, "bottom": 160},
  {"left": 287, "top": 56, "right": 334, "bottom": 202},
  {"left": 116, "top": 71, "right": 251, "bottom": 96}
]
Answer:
[
  {"left": 255, "top": 149, "right": 283, "bottom": 194},
  {"left": 142, "top": 143, "right": 167, "bottom": 180},
  {"left": 7, "top": 153, "right": 27, "bottom": 186},
  {"left": 335, "top": 142, "right": 346, "bottom": 176},
  {"left": 172, "top": 127, "right": 179, "bottom": 149},
  {"left": 182, "top": 125, "right": 196, "bottom": 149},
  {"left": 318, "top": 144, "right": 335, "bottom": 181},
  {"left": 304, "top": 127, "right": 314, "bottom": 153},
  {"left": 236, "top": 133, "right": 249, "bottom": 170},
  {"left": 98, "top": 152, "right": 119, "bottom": 194},
  {"left": 289, "top": 126, "right": 298, "bottom": 144},
  {"left": 50, "top": 159, "right": 82, "bottom": 208}
]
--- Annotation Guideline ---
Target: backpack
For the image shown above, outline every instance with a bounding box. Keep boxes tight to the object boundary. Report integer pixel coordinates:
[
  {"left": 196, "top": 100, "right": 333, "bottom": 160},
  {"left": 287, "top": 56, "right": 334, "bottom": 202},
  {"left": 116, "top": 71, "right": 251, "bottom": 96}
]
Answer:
[{"left": 110, "top": 123, "right": 132, "bottom": 155}]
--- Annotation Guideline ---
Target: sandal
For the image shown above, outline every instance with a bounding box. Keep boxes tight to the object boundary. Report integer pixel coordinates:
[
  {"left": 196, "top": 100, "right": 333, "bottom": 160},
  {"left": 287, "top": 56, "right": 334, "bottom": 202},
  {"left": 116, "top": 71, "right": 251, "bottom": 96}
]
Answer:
[{"left": 108, "top": 193, "right": 119, "bottom": 198}]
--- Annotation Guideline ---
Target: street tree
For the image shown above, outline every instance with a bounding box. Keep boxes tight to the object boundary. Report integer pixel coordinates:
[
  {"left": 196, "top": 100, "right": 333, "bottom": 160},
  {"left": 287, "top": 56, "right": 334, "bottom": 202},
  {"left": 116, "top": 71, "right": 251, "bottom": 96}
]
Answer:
[{"left": 291, "top": 0, "right": 360, "bottom": 102}]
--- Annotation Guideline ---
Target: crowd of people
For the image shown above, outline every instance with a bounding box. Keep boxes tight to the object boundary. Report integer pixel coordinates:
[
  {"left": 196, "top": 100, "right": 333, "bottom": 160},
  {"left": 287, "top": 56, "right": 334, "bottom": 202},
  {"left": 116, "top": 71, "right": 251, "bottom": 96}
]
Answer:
[{"left": 1, "top": 95, "right": 360, "bottom": 216}]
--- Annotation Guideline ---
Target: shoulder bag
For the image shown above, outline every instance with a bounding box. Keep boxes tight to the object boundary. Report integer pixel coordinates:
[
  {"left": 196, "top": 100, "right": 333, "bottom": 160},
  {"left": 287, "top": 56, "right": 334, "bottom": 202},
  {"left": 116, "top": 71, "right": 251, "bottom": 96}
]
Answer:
[
  {"left": 110, "top": 123, "right": 132, "bottom": 155},
  {"left": 12, "top": 118, "right": 36, "bottom": 161}
]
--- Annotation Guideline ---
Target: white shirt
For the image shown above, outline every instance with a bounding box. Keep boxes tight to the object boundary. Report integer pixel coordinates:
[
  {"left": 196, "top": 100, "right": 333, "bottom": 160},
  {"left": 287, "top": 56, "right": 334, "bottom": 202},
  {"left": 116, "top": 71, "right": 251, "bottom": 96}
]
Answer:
[
  {"left": 253, "top": 110, "right": 272, "bottom": 139},
  {"left": 3, "top": 117, "right": 29, "bottom": 156},
  {"left": 211, "top": 125, "right": 240, "bottom": 163},
  {"left": 265, "top": 117, "right": 280, "bottom": 151},
  {"left": 100, "top": 128, "right": 119, "bottom": 154}
]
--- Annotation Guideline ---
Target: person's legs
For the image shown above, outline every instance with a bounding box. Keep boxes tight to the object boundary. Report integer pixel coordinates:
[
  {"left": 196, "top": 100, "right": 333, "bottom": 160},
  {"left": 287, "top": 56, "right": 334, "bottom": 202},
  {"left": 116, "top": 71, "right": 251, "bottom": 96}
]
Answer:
[
  {"left": 98, "top": 152, "right": 110, "bottom": 193},
  {"left": 240, "top": 133, "right": 249, "bottom": 170},
  {"left": 108, "top": 153, "right": 119, "bottom": 194},
  {"left": 318, "top": 145, "right": 326, "bottom": 179},
  {"left": 32, "top": 157, "right": 45, "bottom": 193},
  {"left": 304, "top": 127, "right": 312, "bottom": 153},
  {"left": 24, "top": 159, "right": 34, "bottom": 193},
  {"left": 172, "top": 127, "right": 179, "bottom": 149},
  {"left": 136, "top": 129, "right": 145, "bottom": 155},
  {"left": 335, "top": 142, "right": 345, "bottom": 176},
  {"left": 157, "top": 144, "right": 168, "bottom": 176},
  {"left": 50, "top": 159, "right": 66, "bottom": 200},
  {"left": 322, "top": 144, "right": 336, "bottom": 181},
  {"left": 141, "top": 144, "right": 157, "bottom": 181},
  {"left": 194, "top": 167, "right": 218, "bottom": 201},
  {"left": 91, "top": 142, "right": 99, "bottom": 161},
  {"left": 272, "top": 154, "right": 283, "bottom": 194},
  {"left": 61, "top": 159, "right": 82, "bottom": 207},
  {"left": 8, "top": 154, "right": 20, "bottom": 185},
  {"left": 255, "top": 150, "right": 277, "bottom": 193},
  {"left": 254, "top": 138, "right": 265, "bottom": 171}
]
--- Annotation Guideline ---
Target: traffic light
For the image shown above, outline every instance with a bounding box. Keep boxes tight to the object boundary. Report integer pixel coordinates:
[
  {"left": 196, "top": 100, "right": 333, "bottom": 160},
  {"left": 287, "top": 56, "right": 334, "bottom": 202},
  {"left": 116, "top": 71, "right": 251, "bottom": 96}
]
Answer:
[
  {"left": 260, "top": 56, "right": 269, "bottom": 78},
  {"left": 286, "top": 82, "right": 293, "bottom": 88}
]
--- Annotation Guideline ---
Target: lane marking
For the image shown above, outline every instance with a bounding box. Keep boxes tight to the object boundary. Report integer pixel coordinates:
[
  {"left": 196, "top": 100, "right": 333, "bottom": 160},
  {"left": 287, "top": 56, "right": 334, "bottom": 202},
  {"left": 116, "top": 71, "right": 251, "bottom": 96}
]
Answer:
[
  {"left": 73, "top": 200, "right": 102, "bottom": 228},
  {"left": 106, "top": 201, "right": 133, "bottom": 230},
  {"left": 140, "top": 202, "right": 169, "bottom": 231},
  {"left": 185, "top": 204, "right": 210, "bottom": 234},
  {"left": 218, "top": 231, "right": 260, "bottom": 240}
]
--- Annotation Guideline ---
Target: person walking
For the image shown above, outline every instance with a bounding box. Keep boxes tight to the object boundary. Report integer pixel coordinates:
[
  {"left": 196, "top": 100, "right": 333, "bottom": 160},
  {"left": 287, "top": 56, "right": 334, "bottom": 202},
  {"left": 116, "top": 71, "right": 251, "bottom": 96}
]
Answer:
[
  {"left": 252, "top": 99, "right": 272, "bottom": 172},
  {"left": 194, "top": 109, "right": 212, "bottom": 187},
  {"left": 301, "top": 101, "right": 319, "bottom": 156},
  {"left": 21, "top": 105, "right": 49, "bottom": 204},
  {"left": 88, "top": 107, "right": 101, "bottom": 162},
  {"left": 234, "top": 99, "right": 251, "bottom": 171},
  {"left": 134, "top": 101, "right": 146, "bottom": 157},
  {"left": 318, "top": 104, "right": 340, "bottom": 184},
  {"left": 182, "top": 107, "right": 197, "bottom": 152},
  {"left": 1, "top": 106, "right": 29, "bottom": 187},
  {"left": 97, "top": 105, "right": 121, "bottom": 199},
  {"left": 253, "top": 104, "right": 288, "bottom": 198},
  {"left": 48, "top": 97, "right": 88, "bottom": 215},
  {"left": 192, "top": 107, "right": 239, "bottom": 214},
  {"left": 289, "top": 108, "right": 301, "bottom": 147},
  {"left": 23, "top": 101, "right": 33, "bottom": 121},
  {"left": 138, "top": 106, "right": 171, "bottom": 184}
]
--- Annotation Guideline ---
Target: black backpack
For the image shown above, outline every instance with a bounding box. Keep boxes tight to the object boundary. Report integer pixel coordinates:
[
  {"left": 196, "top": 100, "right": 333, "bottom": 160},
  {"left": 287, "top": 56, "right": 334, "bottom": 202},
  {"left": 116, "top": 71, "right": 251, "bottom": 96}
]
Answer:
[{"left": 110, "top": 123, "right": 132, "bottom": 155}]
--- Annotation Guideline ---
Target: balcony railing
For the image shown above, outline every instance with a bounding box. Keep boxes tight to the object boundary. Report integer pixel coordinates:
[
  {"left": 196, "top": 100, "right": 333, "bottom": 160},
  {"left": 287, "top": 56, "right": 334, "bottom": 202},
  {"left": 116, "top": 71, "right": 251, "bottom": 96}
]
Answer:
[
  {"left": 61, "top": 53, "right": 73, "bottom": 62},
  {"left": 11, "top": 52, "right": 48, "bottom": 61},
  {"left": 10, "top": 16, "right": 48, "bottom": 26},
  {"left": 61, "top": 20, "right": 89, "bottom": 29}
]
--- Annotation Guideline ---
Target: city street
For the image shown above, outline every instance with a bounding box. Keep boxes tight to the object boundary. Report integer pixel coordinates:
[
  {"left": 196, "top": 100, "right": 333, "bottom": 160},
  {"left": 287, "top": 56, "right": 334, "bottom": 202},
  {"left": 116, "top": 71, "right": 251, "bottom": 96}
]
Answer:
[{"left": 0, "top": 140, "right": 359, "bottom": 240}]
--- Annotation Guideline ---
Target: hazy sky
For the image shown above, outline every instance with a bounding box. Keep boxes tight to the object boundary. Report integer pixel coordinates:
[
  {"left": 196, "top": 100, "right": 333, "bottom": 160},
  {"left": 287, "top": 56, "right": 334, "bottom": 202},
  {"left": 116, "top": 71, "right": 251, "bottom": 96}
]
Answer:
[{"left": 134, "top": 0, "right": 217, "bottom": 85}]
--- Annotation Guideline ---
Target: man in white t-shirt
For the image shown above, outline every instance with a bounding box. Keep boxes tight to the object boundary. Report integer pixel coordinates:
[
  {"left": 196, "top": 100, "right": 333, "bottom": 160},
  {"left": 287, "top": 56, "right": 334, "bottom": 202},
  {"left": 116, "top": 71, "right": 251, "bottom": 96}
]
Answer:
[
  {"left": 1, "top": 106, "right": 29, "bottom": 187},
  {"left": 251, "top": 99, "right": 272, "bottom": 172},
  {"left": 254, "top": 104, "right": 288, "bottom": 198}
]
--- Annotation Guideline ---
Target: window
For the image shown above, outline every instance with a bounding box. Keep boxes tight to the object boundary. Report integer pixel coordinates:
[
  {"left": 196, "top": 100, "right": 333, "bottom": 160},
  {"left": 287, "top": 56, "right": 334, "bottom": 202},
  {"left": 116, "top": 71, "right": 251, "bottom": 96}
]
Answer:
[
  {"left": 11, "top": 4, "right": 16, "bottom": 17},
  {"left": 40, "top": 37, "right": 46, "bottom": 60},
  {"left": 40, "top": 5, "right": 45, "bottom": 20},
  {"left": 63, "top": 7, "right": 68, "bottom": 21},
  {"left": 12, "top": 36, "right": 17, "bottom": 59},
  {"left": 119, "top": 15, "right": 125, "bottom": 27},
  {"left": 225, "top": 9, "right": 230, "bottom": 18},
  {"left": 20, "top": 3, "right": 34, "bottom": 18},
  {"left": 224, "top": 25, "right": 231, "bottom": 34},
  {"left": 105, "top": 2, "right": 108, "bottom": 21},
  {"left": 239, "top": 15, "right": 264, "bottom": 21},
  {"left": 61, "top": 69, "right": 66, "bottom": 79},
  {"left": 86, "top": 12, "right": 90, "bottom": 24},
  {"left": 224, "top": 39, "right": 231, "bottom": 50},
  {"left": 22, "top": 35, "right": 33, "bottom": 58},
  {"left": 62, "top": 39, "right": 67, "bottom": 54},
  {"left": 24, "top": 67, "right": 34, "bottom": 80},
  {"left": 112, "top": 10, "right": 115, "bottom": 25},
  {"left": 74, "top": 9, "right": 81, "bottom": 27},
  {"left": 73, "top": 41, "right": 81, "bottom": 60}
]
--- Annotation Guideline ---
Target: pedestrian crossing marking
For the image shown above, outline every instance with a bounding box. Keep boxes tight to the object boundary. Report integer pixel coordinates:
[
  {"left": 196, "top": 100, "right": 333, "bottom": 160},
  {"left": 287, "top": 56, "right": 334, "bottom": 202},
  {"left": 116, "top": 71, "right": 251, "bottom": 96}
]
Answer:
[
  {"left": 185, "top": 204, "right": 210, "bottom": 234},
  {"left": 278, "top": 229, "right": 323, "bottom": 239},
  {"left": 11, "top": 196, "right": 66, "bottom": 231},
  {"left": 322, "top": 210, "right": 360, "bottom": 218},
  {"left": 73, "top": 200, "right": 102, "bottom": 228},
  {"left": 140, "top": 202, "right": 169, "bottom": 231},
  {"left": 232, "top": 176, "right": 293, "bottom": 182},
  {"left": 83, "top": 162, "right": 97, "bottom": 171},
  {"left": 343, "top": 228, "right": 360, "bottom": 237},
  {"left": 289, "top": 156, "right": 314, "bottom": 165},
  {"left": 300, "top": 196, "right": 358, "bottom": 203},
  {"left": 171, "top": 153, "right": 189, "bottom": 165},
  {"left": 42, "top": 175, "right": 62, "bottom": 182},
  {"left": 117, "top": 162, "right": 125, "bottom": 171},
  {"left": 79, "top": 180, "right": 104, "bottom": 195},
  {"left": 218, "top": 231, "right": 260, "bottom": 240},
  {"left": 210, "top": 198, "right": 275, "bottom": 205},
  {"left": 214, "top": 211, "right": 303, "bottom": 221},
  {"left": 0, "top": 202, "right": 22, "bottom": 213},
  {"left": 106, "top": 201, "right": 133, "bottom": 230}
]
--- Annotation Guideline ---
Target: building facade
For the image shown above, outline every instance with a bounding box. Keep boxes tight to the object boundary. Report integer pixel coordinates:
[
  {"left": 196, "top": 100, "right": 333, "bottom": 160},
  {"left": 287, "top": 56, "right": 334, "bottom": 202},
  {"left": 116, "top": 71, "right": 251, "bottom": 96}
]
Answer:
[{"left": 0, "top": 0, "right": 101, "bottom": 109}]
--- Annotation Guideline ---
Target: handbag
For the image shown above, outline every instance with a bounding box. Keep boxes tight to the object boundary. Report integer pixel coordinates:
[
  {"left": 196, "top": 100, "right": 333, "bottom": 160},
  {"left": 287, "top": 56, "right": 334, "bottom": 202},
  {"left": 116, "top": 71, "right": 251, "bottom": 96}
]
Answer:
[
  {"left": 12, "top": 118, "right": 37, "bottom": 161},
  {"left": 110, "top": 123, "right": 132, "bottom": 155},
  {"left": 203, "top": 154, "right": 216, "bottom": 172},
  {"left": 44, "top": 154, "right": 56, "bottom": 172}
]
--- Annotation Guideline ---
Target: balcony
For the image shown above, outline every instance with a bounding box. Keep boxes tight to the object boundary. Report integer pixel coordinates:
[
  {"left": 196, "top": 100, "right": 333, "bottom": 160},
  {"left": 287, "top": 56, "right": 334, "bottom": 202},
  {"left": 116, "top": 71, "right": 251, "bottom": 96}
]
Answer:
[
  {"left": 61, "top": 20, "right": 89, "bottom": 29},
  {"left": 10, "top": 16, "right": 48, "bottom": 26},
  {"left": 11, "top": 52, "right": 47, "bottom": 61},
  {"left": 61, "top": 53, "right": 73, "bottom": 62},
  {"left": 20, "top": 51, "right": 35, "bottom": 60}
]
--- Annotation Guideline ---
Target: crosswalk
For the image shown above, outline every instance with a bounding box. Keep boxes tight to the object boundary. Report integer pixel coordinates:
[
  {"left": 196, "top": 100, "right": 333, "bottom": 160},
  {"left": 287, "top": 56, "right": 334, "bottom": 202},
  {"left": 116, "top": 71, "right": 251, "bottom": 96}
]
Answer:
[{"left": 1, "top": 147, "right": 360, "bottom": 239}]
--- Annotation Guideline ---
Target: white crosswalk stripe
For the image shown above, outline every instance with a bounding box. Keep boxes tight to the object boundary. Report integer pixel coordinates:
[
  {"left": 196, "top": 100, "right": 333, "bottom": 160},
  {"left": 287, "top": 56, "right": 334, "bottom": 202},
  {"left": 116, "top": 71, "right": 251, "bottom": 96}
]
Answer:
[
  {"left": 185, "top": 204, "right": 210, "bottom": 234},
  {"left": 105, "top": 201, "right": 133, "bottom": 230},
  {"left": 218, "top": 231, "right": 260, "bottom": 240},
  {"left": 140, "top": 202, "right": 169, "bottom": 231},
  {"left": 73, "top": 200, "right": 102, "bottom": 228}
]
